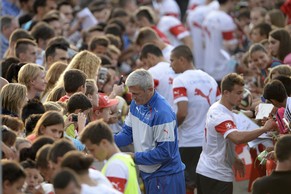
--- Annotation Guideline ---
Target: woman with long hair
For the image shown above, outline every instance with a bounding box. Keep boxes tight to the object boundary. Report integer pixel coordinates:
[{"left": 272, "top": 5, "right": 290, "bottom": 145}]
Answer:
[
  {"left": 26, "top": 111, "right": 65, "bottom": 142},
  {"left": 1, "top": 83, "right": 27, "bottom": 117}
]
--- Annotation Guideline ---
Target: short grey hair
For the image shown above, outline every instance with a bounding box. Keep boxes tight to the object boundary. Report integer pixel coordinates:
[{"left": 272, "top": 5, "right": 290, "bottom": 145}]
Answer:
[{"left": 125, "top": 69, "right": 154, "bottom": 90}]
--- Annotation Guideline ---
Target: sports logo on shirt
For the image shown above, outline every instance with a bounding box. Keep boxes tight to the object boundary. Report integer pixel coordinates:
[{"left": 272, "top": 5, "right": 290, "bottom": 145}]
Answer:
[
  {"left": 194, "top": 88, "right": 212, "bottom": 105},
  {"left": 173, "top": 87, "right": 187, "bottom": 99}
]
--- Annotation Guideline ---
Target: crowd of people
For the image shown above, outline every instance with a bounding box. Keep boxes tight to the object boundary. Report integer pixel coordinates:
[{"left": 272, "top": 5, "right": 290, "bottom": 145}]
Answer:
[{"left": 1, "top": 0, "right": 291, "bottom": 194}]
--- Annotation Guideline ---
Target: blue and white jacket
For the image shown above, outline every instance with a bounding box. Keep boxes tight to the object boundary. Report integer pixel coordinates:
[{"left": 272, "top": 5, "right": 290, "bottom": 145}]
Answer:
[{"left": 114, "top": 91, "right": 185, "bottom": 180}]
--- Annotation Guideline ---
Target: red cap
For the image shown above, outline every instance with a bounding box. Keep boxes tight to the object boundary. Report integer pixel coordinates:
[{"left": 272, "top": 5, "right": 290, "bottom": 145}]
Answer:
[{"left": 96, "top": 93, "right": 118, "bottom": 109}]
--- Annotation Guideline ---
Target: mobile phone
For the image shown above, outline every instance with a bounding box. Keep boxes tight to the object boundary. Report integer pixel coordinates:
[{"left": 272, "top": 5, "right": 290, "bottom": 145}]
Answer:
[
  {"left": 72, "top": 114, "right": 78, "bottom": 122},
  {"left": 118, "top": 75, "right": 124, "bottom": 85}
]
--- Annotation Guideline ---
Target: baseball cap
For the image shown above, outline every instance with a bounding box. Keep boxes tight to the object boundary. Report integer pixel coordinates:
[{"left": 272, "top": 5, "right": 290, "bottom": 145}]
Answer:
[{"left": 96, "top": 93, "right": 118, "bottom": 110}]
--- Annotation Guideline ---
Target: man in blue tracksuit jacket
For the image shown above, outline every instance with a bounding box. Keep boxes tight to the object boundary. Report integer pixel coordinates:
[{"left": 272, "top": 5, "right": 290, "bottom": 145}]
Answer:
[{"left": 114, "top": 69, "right": 185, "bottom": 194}]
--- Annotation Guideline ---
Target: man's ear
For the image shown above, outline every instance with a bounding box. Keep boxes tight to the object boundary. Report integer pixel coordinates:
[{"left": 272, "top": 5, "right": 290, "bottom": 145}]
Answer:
[{"left": 3, "top": 180, "right": 11, "bottom": 190}]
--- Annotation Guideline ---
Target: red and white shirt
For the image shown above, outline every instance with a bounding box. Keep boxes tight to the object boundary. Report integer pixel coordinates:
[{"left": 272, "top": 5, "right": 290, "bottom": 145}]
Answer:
[
  {"left": 186, "top": 1, "right": 219, "bottom": 70},
  {"left": 148, "top": 61, "right": 177, "bottom": 110},
  {"left": 202, "top": 10, "right": 238, "bottom": 81},
  {"left": 173, "top": 69, "right": 220, "bottom": 147},
  {"left": 157, "top": 16, "right": 190, "bottom": 47},
  {"left": 153, "top": 0, "right": 181, "bottom": 19},
  {"left": 196, "top": 102, "right": 238, "bottom": 182},
  {"left": 188, "top": 0, "right": 206, "bottom": 10},
  {"left": 102, "top": 153, "right": 130, "bottom": 193}
]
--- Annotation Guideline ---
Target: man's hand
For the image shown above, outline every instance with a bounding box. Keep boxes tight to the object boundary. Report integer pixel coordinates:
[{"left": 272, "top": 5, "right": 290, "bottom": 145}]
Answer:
[
  {"left": 262, "top": 118, "right": 277, "bottom": 132},
  {"left": 233, "top": 158, "right": 245, "bottom": 178}
]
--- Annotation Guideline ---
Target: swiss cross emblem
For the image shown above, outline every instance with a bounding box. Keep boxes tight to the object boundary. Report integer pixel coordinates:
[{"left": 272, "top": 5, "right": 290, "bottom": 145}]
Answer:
[{"left": 225, "top": 122, "right": 233, "bottom": 129}]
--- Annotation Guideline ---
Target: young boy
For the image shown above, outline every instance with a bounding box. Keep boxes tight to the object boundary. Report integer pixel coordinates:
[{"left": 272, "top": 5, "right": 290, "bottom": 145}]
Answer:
[
  {"left": 93, "top": 93, "right": 118, "bottom": 123},
  {"left": 59, "top": 69, "right": 87, "bottom": 102}
]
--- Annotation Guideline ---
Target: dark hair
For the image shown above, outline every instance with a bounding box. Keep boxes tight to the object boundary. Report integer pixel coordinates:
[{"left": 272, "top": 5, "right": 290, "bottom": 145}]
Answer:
[
  {"left": 1, "top": 15, "right": 13, "bottom": 31},
  {"left": 1, "top": 115, "right": 24, "bottom": 133},
  {"left": 45, "top": 43, "right": 68, "bottom": 61},
  {"left": 63, "top": 69, "right": 87, "bottom": 93},
  {"left": 221, "top": 73, "right": 244, "bottom": 92},
  {"left": 9, "top": 29, "right": 34, "bottom": 44},
  {"left": 252, "top": 23, "right": 272, "bottom": 38},
  {"left": 35, "top": 144, "right": 52, "bottom": 169},
  {"left": 33, "top": 111, "right": 65, "bottom": 137},
  {"left": 20, "top": 159, "right": 37, "bottom": 169},
  {"left": 2, "top": 160, "right": 26, "bottom": 184},
  {"left": 108, "top": 18, "right": 126, "bottom": 33},
  {"left": 20, "top": 136, "right": 54, "bottom": 162},
  {"left": 61, "top": 150, "right": 94, "bottom": 174},
  {"left": 269, "top": 29, "right": 291, "bottom": 61},
  {"left": 2, "top": 126, "right": 17, "bottom": 147},
  {"left": 274, "top": 76, "right": 291, "bottom": 96},
  {"left": 104, "top": 24, "right": 122, "bottom": 37},
  {"left": 57, "top": 0, "right": 73, "bottom": 10},
  {"left": 110, "top": 8, "right": 129, "bottom": 19},
  {"left": 53, "top": 168, "right": 81, "bottom": 189},
  {"left": 80, "top": 120, "right": 113, "bottom": 145},
  {"left": 48, "top": 139, "right": 76, "bottom": 163},
  {"left": 171, "top": 45, "right": 194, "bottom": 63},
  {"left": 15, "top": 39, "right": 37, "bottom": 58},
  {"left": 136, "top": 7, "right": 154, "bottom": 24},
  {"left": 25, "top": 114, "right": 42, "bottom": 136},
  {"left": 275, "top": 134, "right": 291, "bottom": 162},
  {"left": 263, "top": 80, "right": 288, "bottom": 103},
  {"left": 89, "top": 36, "right": 110, "bottom": 51},
  {"left": 140, "top": 44, "right": 163, "bottom": 60},
  {"left": 5, "top": 62, "right": 26, "bottom": 83},
  {"left": 1, "top": 57, "right": 20, "bottom": 79},
  {"left": 30, "top": 22, "right": 55, "bottom": 43},
  {"left": 47, "top": 36, "right": 70, "bottom": 48},
  {"left": 67, "top": 92, "right": 92, "bottom": 113},
  {"left": 136, "top": 27, "right": 159, "bottom": 46},
  {"left": 33, "top": 0, "right": 47, "bottom": 14},
  {"left": 21, "top": 98, "right": 45, "bottom": 122}
]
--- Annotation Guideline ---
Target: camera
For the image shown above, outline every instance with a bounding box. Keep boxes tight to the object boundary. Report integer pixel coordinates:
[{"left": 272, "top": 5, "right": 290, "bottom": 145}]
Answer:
[{"left": 72, "top": 114, "right": 78, "bottom": 122}]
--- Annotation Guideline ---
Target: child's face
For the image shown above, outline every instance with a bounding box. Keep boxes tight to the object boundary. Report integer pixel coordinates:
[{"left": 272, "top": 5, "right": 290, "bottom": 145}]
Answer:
[
  {"left": 3, "top": 178, "right": 25, "bottom": 194},
  {"left": 24, "top": 168, "right": 41, "bottom": 193},
  {"left": 97, "top": 107, "right": 111, "bottom": 122},
  {"left": 41, "top": 123, "right": 64, "bottom": 140},
  {"left": 250, "top": 28, "right": 264, "bottom": 43},
  {"left": 251, "top": 50, "right": 270, "bottom": 69}
]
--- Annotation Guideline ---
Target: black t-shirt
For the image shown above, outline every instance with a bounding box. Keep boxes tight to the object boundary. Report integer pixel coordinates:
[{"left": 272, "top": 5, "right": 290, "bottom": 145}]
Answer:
[{"left": 252, "top": 170, "right": 291, "bottom": 194}]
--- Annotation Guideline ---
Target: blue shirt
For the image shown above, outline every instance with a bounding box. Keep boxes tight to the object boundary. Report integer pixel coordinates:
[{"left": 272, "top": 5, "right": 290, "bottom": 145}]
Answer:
[
  {"left": 2, "top": 0, "right": 20, "bottom": 16},
  {"left": 115, "top": 91, "right": 185, "bottom": 180}
]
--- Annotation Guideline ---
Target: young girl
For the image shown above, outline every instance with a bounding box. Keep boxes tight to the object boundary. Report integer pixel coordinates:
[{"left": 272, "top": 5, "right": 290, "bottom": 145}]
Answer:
[
  {"left": 249, "top": 43, "right": 282, "bottom": 81},
  {"left": 2, "top": 160, "right": 26, "bottom": 194},
  {"left": 26, "top": 111, "right": 65, "bottom": 142}
]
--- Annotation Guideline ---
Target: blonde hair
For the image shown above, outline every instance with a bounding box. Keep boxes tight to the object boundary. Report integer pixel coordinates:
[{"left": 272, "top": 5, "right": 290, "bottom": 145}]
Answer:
[
  {"left": 269, "top": 65, "right": 291, "bottom": 80},
  {"left": 1, "top": 83, "right": 27, "bottom": 116},
  {"left": 41, "top": 61, "right": 67, "bottom": 99},
  {"left": 18, "top": 63, "right": 44, "bottom": 89},
  {"left": 54, "top": 50, "right": 101, "bottom": 88}
]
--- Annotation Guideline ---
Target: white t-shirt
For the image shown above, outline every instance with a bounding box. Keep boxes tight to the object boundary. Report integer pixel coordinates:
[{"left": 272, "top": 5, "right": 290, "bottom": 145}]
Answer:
[
  {"left": 153, "top": 0, "right": 181, "bottom": 19},
  {"left": 173, "top": 69, "right": 220, "bottom": 147},
  {"left": 157, "top": 16, "right": 190, "bottom": 47},
  {"left": 81, "top": 183, "right": 121, "bottom": 194},
  {"left": 186, "top": 1, "right": 219, "bottom": 70},
  {"left": 188, "top": 0, "right": 206, "bottom": 10},
  {"left": 162, "top": 44, "right": 174, "bottom": 62},
  {"left": 196, "top": 102, "right": 238, "bottom": 182},
  {"left": 148, "top": 61, "right": 177, "bottom": 110},
  {"left": 89, "top": 168, "right": 112, "bottom": 187},
  {"left": 202, "top": 10, "right": 237, "bottom": 81}
]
